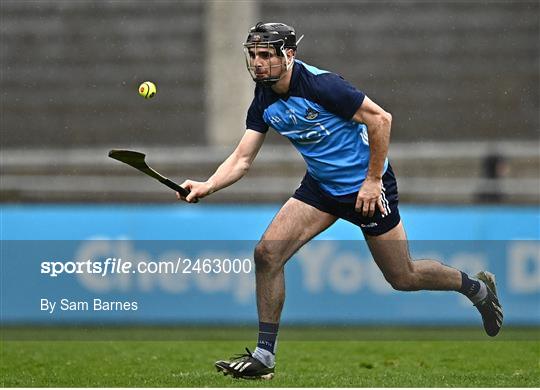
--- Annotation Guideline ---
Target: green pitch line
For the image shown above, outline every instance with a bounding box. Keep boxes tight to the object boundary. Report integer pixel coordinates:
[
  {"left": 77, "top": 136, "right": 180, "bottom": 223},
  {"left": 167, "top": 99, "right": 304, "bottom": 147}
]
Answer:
[{"left": 1, "top": 327, "right": 539, "bottom": 387}]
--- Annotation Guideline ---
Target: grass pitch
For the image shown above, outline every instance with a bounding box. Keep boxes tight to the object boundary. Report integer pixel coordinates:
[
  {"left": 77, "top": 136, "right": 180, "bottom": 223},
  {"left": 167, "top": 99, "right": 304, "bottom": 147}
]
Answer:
[{"left": 1, "top": 326, "right": 539, "bottom": 387}]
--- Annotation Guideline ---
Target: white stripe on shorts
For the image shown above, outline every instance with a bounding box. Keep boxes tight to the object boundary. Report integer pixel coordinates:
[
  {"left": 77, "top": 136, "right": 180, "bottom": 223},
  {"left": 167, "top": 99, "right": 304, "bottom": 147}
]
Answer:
[{"left": 381, "top": 185, "right": 391, "bottom": 216}]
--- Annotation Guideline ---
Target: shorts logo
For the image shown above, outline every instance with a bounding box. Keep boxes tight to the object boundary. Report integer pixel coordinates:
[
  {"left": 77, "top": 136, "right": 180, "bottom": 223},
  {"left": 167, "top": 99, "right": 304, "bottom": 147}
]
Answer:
[
  {"left": 360, "top": 222, "right": 378, "bottom": 228},
  {"left": 304, "top": 108, "right": 319, "bottom": 120}
]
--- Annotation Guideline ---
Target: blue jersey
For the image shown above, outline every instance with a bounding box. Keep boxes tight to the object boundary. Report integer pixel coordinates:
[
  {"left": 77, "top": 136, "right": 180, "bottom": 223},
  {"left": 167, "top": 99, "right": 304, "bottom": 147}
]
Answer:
[{"left": 246, "top": 60, "right": 388, "bottom": 196}]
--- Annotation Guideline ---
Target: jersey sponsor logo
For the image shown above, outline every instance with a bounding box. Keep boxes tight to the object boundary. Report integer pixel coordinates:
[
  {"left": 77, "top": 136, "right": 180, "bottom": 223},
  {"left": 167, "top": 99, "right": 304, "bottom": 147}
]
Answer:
[
  {"left": 281, "top": 123, "right": 330, "bottom": 144},
  {"left": 304, "top": 108, "right": 319, "bottom": 120}
]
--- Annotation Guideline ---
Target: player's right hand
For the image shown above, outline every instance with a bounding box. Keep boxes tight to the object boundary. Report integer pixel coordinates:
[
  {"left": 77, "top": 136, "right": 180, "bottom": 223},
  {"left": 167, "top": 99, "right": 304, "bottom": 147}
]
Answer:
[
  {"left": 355, "top": 177, "right": 386, "bottom": 218},
  {"left": 176, "top": 180, "right": 214, "bottom": 203}
]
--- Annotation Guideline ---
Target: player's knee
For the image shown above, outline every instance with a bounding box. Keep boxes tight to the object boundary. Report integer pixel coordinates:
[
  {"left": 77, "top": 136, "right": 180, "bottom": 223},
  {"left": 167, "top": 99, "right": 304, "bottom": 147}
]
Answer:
[
  {"left": 254, "top": 241, "right": 283, "bottom": 273},
  {"left": 388, "top": 274, "right": 417, "bottom": 291},
  {"left": 385, "top": 263, "right": 418, "bottom": 291}
]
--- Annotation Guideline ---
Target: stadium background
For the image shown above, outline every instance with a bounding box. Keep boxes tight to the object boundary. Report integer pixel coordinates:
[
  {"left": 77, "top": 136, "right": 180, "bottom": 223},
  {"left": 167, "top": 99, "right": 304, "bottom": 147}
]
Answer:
[{"left": 1, "top": 0, "right": 539, "bottom": 327}]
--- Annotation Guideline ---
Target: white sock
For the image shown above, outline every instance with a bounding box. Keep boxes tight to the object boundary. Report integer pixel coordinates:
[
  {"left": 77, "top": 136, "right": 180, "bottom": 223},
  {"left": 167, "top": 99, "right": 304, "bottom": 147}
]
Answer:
[
  {"left": 469, "top": 280, "right": 488, "bottom": 304},
  {"left": 253, "top": 347, "right": 275, "bottom": 368}
]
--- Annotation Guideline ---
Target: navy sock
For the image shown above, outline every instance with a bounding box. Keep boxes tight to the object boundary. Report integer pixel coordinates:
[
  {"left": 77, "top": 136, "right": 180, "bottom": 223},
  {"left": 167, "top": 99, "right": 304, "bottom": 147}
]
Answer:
[
  {"left": 458, "top": 271, "right": 481, "bottom": 298},
  {"left": 257, "top": 322, "right": 279, "bottom": 354}
]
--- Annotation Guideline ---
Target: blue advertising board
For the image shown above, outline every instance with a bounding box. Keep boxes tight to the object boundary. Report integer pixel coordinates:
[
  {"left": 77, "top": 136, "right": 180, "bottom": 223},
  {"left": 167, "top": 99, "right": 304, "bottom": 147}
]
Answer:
[{"left": 1, "top": 205, "right": 539, "bottom": 325}]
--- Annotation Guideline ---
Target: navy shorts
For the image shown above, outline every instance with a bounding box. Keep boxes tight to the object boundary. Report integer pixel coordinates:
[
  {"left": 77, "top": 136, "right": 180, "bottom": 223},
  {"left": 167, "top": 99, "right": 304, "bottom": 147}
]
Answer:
[{"left": 292, "top": 164, "right": 401, "bottom": 236}]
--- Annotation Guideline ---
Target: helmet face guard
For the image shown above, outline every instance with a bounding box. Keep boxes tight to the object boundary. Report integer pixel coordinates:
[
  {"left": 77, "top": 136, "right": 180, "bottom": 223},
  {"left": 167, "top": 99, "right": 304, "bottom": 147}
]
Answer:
[
  {"left": 243, "top": 40, "right": 294, "bottom": 86},
  {"left": 243, "top": 22, "right": 299, "bottom": 86}
]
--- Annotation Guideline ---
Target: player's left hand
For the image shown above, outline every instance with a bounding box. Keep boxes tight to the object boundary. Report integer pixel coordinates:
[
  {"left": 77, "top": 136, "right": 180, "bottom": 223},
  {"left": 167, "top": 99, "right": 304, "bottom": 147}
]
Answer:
[{"left": 355, "top": 178, "right": 386, "bottom": 217}]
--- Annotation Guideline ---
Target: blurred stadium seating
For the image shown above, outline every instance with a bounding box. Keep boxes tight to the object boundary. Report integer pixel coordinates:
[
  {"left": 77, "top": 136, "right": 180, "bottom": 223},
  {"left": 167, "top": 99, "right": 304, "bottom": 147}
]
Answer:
[
  {"left": 1, "top": 0, "right": 538, "bottom": 204},
  {"left": 1, "top": 141, "right": 539, "bottom": 203}
]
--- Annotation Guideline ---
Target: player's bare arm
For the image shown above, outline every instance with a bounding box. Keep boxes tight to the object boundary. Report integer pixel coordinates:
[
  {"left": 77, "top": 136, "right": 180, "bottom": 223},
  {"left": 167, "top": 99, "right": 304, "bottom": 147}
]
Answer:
[
  {"left": 177, "top": 129, "right": 266, "bottom": 202},
  {"left": 352, "top": 96, "right": 392, "bottom": 217}
]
